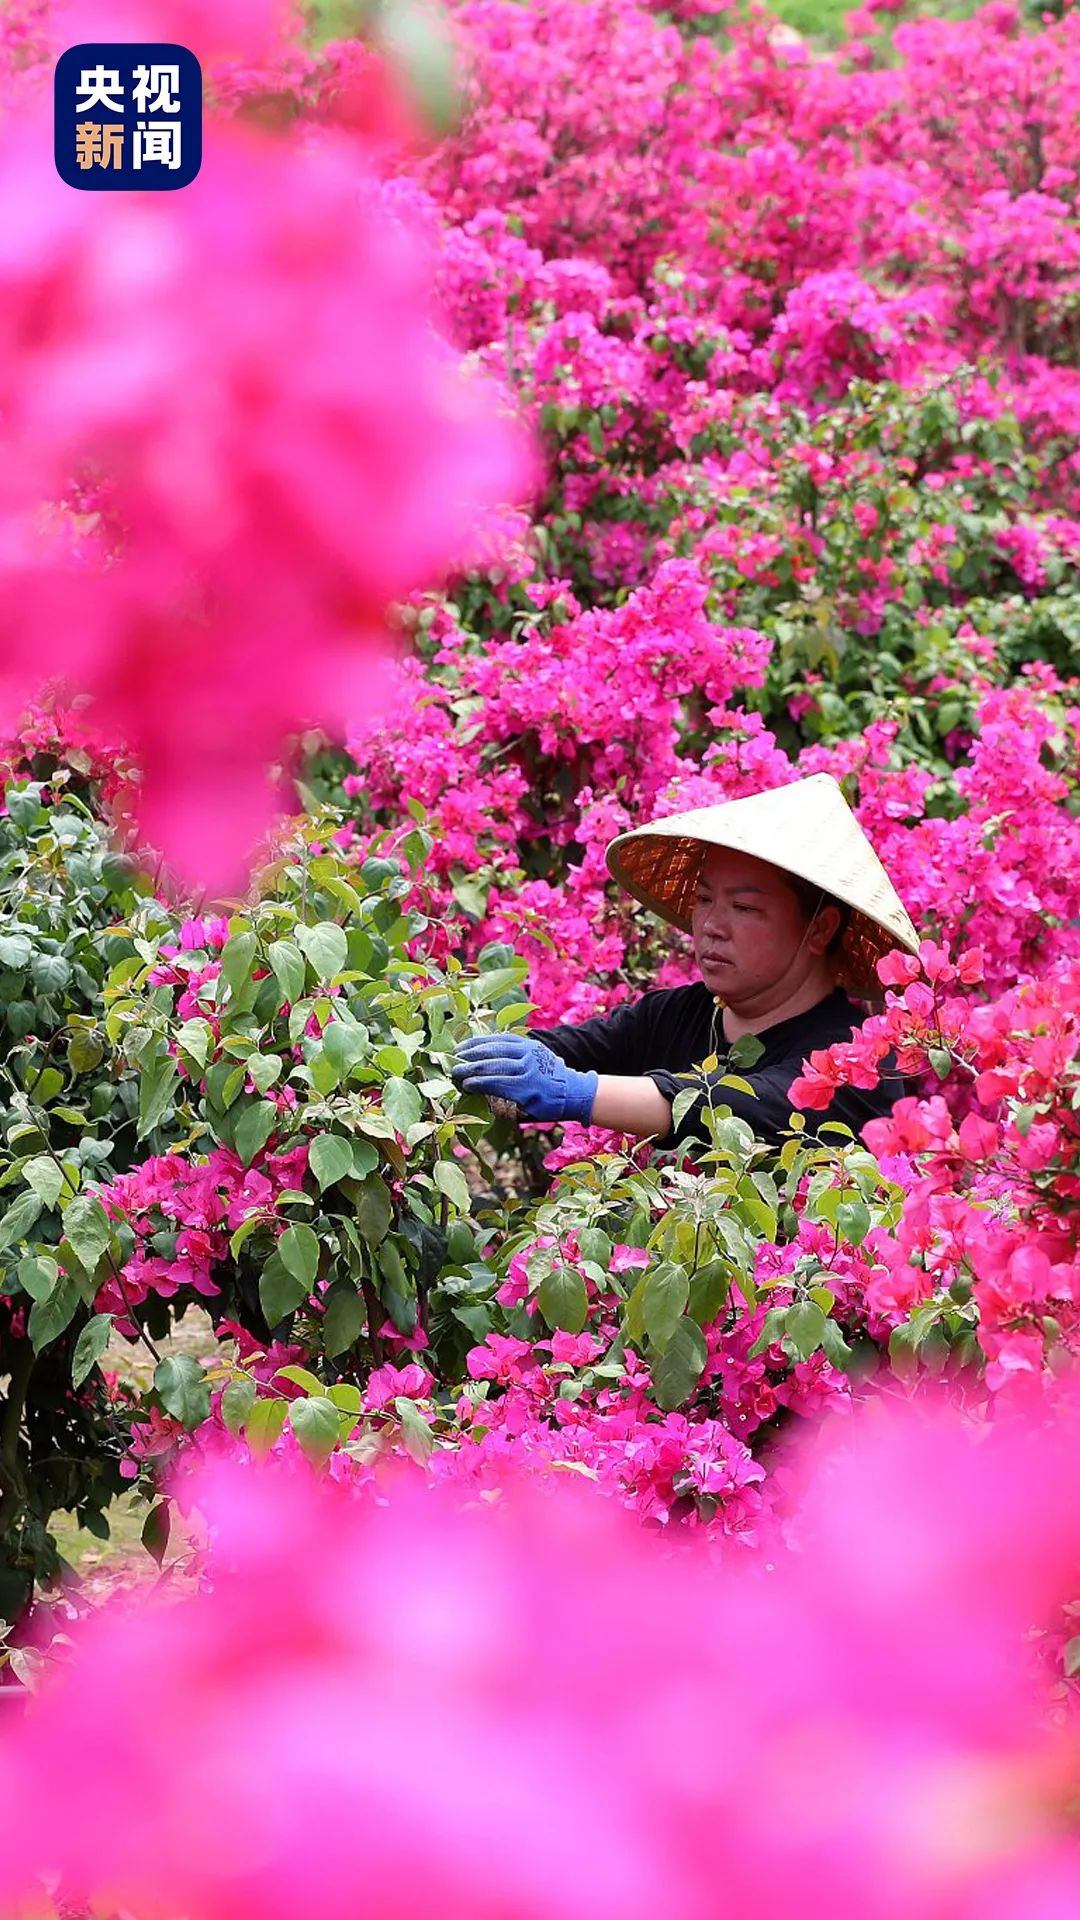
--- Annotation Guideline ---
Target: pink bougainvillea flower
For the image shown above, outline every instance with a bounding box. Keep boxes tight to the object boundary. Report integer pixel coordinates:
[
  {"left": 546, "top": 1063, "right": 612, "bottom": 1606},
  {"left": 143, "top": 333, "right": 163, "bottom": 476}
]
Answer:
[
  {"left": 363, "top": 1359, "right": 435, "bottom": 1410},
  {"left": 2, "top": 1395, "right": 1080, "bottom": 1920},
  {"left": 0, "top": 24, "right": 532, "bottom": 890}
]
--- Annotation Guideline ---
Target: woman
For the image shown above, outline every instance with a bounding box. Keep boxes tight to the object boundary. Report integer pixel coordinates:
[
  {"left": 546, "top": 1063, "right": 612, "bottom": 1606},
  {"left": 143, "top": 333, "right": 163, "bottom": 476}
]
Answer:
[{"left": 452, "top": 773, "right": 920, "bottom": 1150}]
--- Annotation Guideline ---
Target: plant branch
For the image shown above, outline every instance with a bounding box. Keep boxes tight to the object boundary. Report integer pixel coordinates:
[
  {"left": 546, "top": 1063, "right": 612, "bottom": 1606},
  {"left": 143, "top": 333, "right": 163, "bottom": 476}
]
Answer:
[{"left": 0, "top": 1341, "right": 35, "bottom": 1538}]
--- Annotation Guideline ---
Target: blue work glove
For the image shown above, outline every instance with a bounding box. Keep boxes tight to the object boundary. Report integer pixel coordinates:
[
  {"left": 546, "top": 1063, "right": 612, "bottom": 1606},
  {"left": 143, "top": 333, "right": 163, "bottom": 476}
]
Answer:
[{"left": 452, "top": 1035, "right": 597, "bottom": 1125}]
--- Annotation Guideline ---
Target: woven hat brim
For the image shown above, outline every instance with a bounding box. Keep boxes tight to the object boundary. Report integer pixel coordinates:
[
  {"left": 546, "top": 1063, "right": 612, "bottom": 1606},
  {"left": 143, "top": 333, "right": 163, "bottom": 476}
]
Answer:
[{"left": 606, "top": 783, "right": 920, "bottom": 1001}]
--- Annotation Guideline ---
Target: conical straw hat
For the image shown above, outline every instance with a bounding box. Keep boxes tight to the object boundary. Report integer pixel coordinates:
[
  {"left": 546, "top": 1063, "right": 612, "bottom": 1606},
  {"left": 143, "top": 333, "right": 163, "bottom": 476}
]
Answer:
[{"left": 606, "top": 773, "right": 920, "bottom": 1001}]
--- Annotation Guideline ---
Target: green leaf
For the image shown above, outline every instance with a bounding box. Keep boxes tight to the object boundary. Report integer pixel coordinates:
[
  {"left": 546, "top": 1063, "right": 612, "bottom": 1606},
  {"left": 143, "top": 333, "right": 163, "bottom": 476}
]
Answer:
[
  {"left": 309, "top": 1047, "right": 338, "bottom": 1098},
  {"left": 820, "top": 1317, "right": 854, "bottom": 1374},
  {"left": 715, "top": 1074, "right": 756, "bottom": 1097},
  {"left": 6, "top": 785, "right": 44, "bottom": 828},
  {"left": 28, "top": 1065, "right": 64, "bottom": 1106},
  {"left": 735, "top": 1179, "right": 778, "bottom": 1240},
  {"left": 728, "top": 1033, "right": 766, "bottom": 1070},
  {"left": 138, "top": 1048, "right": 179, "bottom": 1139},
  {"left": 221, "top": 1376, "right": 257, "bottom": 1433},
  {"left": 259, "top": 1251, "right": 309, "bottom": 1326},
  {"left": 327, "top": 1381, "right": 363, "bottom": 1413},
  {"left": 928, "top": 1046, "right": 952, "bottom": 1081},
  {"left": 670, "top": 1086, "right": 701, "bottom": 1134},
  {"left": 652, "top": 1317, "right": 708, "bottom": 1411},
  {"left": 451, "top": 875, "right": 489, "bottom": 919},
  {"left": 836, "top": 1197, "right": 871, "bottom": 1246},
  {"left": 205, "top": 1058, "right": 244, "bottom": 1113},
  {"left": 296, "top": 921, "right": 348, "bottom": 981},
  {"left": 28, "top": 1273, "right": 79, "bottom": 1352},
  {"left": 142, "top": 1500, "right": 172, "bottom": 1565},
  {"left": 62, "top": 1193, "right": 112, "bottom": 1272},
  {"left": 250, "top": 1052, "right": 283, "bottom": 1096},
  {"left": 67, "top": 1028, "right": 105, "bottom": 1074},
  {"left": 712, "top": 1114, "right": 756, "bottom": 1158},
  {"left": 0, "top": 1188, "right": 43, "bottom": 1251},
  {"left": 642, "top": 1263, "right": 690, "bottom": 1351},
  {"left": 920, "top": 1323, "right": 951, "bottom": 1375},
  {"left": 453, "top": 1301, "right": 492, "bottom": 1341},
  {"left": 246, "top": 1396, "right": 288, "bottom": 1459},
  {"left": 279, "top": 1223, "right": 320, "bottom": 1289},
  {"left": 16, "top": 1253, "right": 59, "bottom": 1300},
  {"left": 30, "top": 952, "right": 71, "bottom": 994},
  {"left": 288, "top": 1395, "right": 341, "bottom": 1467},
  {"left": 688, "top": 1259, "right": 730, "bottom": 1329},
  {"left": 888, "top": 1321, "right": 920, "bottom": 1382},
  {"left": 356, "top": 1173, "right": 393, "bottom": 1246},
  {"left": 576, "top": 1228, "right": 611, "bottom": 1271},
  {"left": 376, "top": 1044, "right": 410, "bottom": 1076},
  {"left": 286, "top": 993, "right": 317, "bottom": 1046},
  {"left": 538, "top": 1264, "right": 589, "bottom": 1335},
  {"left": 623, "top": 1269, "right": 649, "bottom": 1346},
  {"left": 382, "top": 1076, "right": 422, "bottom": 1136},
  {"left": 495, "top": 1004, "right": 528, "bottom": 1032},
  {"left": 468, "top": 966, "right": 527, "bottom": 1006},
  {"left": 72, "top": 1312, "right": 113, "bottom": 1388},
  {"left": 378, "top": 1237, "right": 409, "bottom": 1294},
  {"left": 229, "top": 1215, "right": 263, "bottom": 1261},
  {"left": 322, "top": 1282, "right": 365, "bottom": 1357},
  {"left": 786, "top": 1300, "right": 828, "bottom": 1360},
  {"left": 154, "top": 1354, "right": 211, "bottom": 1429},
  {"left": 323, "top": 1019, "right": 370, "bottom": 1077},
  {"left": 394, "top": 1395, "right": 434, "bottom": 1464},
  {"left": 747, "top": 1305, "right": 789, "bottom": 1361},
  {"left": 433, "top": 1158, "right": 471, "bottom": 1214},
  {"left": 309, "top": 1134, "right": 354, "bottom": 1191},
  {"left": 175, "top": 1019, "right": 212, "bottom": 1071},
  {"left": 268, "top": 938, "right": 307, "bottom": 1005},
  {"left": 350, "top": 1139, "right": 380, "bottom": 1179},
  {"left": 0, "top": 933, "right": 32, "bottom": 970},
  {"left": 220, "top": 930, "right": 258, "bottom": 998},
  {"left": 1064, "top": 1635, "right": 1080, "bottom": 1680},
  {"left": 234, "top": 1099, "right": 277, "bottom": 1167},
  {"left": 23, "top": 1155, "right": 68, "bottom": 1211}
]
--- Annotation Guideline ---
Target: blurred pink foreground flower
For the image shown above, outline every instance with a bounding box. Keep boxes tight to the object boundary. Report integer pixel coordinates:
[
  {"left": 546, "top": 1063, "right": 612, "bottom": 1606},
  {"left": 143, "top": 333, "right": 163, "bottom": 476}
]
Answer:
[
  {"left": 0, "top": 0, "right": 531, "bottom": 889},
  {"left": 2, "top": 1397, "right": 1080, "bottom": 1919}
]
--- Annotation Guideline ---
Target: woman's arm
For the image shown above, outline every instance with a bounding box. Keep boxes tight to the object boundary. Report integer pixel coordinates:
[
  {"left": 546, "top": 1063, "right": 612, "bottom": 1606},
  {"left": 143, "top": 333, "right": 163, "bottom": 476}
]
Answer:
[
  {"left": 590, "top": 1075, "right": 673, "bottom": 1138},
  {"left": 452, "top": 1041, "right": 675, "bottom": 1135},
  {"left": 531, "top": 997, "right": 655, "bottom": 1077}
]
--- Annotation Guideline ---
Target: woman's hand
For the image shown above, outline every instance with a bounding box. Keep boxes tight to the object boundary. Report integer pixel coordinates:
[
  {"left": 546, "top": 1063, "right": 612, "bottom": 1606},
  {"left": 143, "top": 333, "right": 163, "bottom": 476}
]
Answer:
[{"left": 452, "top": 1035, "right": 598, "bottom": 1125}]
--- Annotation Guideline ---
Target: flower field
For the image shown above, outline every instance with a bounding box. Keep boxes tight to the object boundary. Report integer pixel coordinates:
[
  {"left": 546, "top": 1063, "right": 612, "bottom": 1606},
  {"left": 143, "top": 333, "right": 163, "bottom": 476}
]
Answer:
[{"left": 2, "top": 0, "right": 1080, "bottom": 1907}]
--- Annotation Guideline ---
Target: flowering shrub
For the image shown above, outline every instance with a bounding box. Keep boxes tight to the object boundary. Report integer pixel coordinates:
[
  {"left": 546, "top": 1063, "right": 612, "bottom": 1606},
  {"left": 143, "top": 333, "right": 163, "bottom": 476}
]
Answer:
[
  {"left": 0, "top": 778, "right": 548, "bottom": 1587},
  {"left": 0, "top": 0, "right": 530, "bottom": 890},
  {"left": 0, "top": 769, "right": 172, "bottom": 1615},
  {"left": 4, "top": 0, "right": 1080, "bottom": 1631},
  {"left": 5, "top": 1396, "right": 1080, "bottom": 1918}
]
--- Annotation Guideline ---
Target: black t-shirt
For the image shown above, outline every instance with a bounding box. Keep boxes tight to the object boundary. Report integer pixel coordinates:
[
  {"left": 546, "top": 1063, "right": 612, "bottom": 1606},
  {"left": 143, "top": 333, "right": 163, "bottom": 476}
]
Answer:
[{"left": 533, "top": 983, "right": 908, "bottom": 1149}]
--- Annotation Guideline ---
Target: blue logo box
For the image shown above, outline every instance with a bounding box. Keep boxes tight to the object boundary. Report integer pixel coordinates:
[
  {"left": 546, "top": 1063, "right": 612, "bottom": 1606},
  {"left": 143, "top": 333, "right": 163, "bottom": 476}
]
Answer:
[{"left": 55, "top": 43, "right": 202, "bottom": 190}]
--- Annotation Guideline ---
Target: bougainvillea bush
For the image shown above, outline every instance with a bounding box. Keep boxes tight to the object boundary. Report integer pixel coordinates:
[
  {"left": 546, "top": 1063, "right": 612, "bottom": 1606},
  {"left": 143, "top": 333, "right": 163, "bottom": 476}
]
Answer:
[
  {"left": 7, "top": 1399, "right": 1080, "bottom": 1920},
  {"left": 4, "top": 0, "right": 1080, "bottom": 1642}
]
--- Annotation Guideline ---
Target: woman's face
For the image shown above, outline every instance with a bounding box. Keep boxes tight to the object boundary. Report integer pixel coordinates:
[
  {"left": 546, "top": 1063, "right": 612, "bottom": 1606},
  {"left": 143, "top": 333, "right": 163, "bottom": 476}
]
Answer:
[{"left": 690, "top": 846, "right": 830, "bottom": 1005}]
